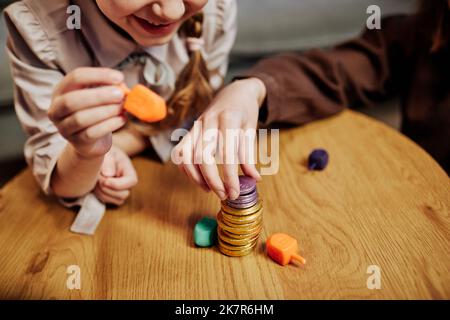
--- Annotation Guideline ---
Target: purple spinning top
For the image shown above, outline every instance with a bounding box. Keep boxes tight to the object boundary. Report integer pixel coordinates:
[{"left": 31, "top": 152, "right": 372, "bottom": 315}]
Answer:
[{"left": 308, "top": 149, "right": 329, "bottom": 171}]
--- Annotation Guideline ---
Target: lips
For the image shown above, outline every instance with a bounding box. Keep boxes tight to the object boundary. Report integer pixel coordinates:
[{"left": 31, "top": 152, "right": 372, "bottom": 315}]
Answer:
[{"left": 132, "top": 15, "right": 178, "bottom": 37}]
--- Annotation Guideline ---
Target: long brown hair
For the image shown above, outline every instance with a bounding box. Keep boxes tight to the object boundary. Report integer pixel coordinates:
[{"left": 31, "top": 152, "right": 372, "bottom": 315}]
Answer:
[
  {"left": 164, "top": 12, "right": 213, "bottom": 128},
  {"left": 129, "top": 13, "right": 214, "bottom": 136},
  {"left": 130, "top": 13, "right": 214, "bottom": 135},
  {"left": 418, "top": 0, "right": 450, "bottom": 52}
]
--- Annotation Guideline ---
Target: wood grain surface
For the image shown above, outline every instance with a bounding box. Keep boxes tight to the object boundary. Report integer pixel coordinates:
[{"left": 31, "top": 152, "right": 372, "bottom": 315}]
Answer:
[{"left": 0, "top": 110, "right": 449, "bottom": 299}]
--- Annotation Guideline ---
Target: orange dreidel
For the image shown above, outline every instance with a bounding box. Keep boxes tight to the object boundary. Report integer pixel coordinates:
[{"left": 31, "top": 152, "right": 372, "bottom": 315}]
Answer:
[
  {"left": 266, "top": 233, "right": 306, "bottom": 266},
  {"left": 119, "top": 84, "right": 167, "bottom": 123}
]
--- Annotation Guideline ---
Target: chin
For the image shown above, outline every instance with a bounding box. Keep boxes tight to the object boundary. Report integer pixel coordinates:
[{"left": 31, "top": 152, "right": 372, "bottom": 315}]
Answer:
[{"left": 134, "top": 33, "right": 177, "bottom": 47}]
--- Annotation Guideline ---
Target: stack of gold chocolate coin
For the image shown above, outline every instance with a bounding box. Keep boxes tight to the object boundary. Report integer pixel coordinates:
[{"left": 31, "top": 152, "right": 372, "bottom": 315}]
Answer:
[{"left": 217, "top": 176, "right": 263, "bottom": 257}]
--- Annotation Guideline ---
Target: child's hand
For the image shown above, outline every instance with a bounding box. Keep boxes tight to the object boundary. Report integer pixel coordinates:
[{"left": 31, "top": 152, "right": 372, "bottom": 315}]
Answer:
[
  {"left": 174, "top": 78, "right": 266, "bottom": 200},
  {"left": 94, "top": 146, "right": 138, "bottom": 206},
  {"left": 48, "top": 67, "right": 127, "bottom": 159}
]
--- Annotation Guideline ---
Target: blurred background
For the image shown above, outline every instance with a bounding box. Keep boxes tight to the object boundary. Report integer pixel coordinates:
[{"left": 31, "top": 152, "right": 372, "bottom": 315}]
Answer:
[{"left": 0, "top": 0, "right": 415, "bottom": 185}]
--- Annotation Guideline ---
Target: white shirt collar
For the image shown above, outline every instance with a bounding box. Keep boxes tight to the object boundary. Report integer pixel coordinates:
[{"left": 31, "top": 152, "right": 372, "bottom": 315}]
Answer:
[{"left": 144, "top": 44, "right": 169, "bottom": 62}]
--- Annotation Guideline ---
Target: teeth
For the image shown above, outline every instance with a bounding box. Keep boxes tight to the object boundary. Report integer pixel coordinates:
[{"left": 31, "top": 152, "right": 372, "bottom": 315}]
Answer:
[
  {"left": 136, "top": 16, "right": 170, "bottom": 27},
  {"left": 151, "top": 21, "right": 170, "bottom": 27}
]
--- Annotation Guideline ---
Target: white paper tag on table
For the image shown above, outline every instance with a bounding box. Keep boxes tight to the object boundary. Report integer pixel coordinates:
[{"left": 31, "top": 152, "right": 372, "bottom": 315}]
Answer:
[{"left": 70, "top": 193, "right": 106, "bottom": 235}]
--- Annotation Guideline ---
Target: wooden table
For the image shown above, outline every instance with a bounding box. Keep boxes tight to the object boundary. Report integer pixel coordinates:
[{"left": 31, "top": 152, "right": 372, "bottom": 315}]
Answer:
[{"left": 0, "top": 111, "right": 449, "bottom": 300}]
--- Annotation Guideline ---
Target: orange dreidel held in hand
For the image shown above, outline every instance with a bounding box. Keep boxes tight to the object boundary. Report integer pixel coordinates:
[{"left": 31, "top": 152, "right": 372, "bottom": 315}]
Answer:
[
  {"left": 266, "top": 233, "right": 306, "bottom": 266},
  {"left": 119, "top": 84, "right": 167, "bottom": 123}
]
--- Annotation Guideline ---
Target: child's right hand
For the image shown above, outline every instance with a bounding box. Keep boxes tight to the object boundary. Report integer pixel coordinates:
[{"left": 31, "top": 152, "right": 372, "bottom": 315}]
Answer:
[{"left": 48, "top": 67, "right": 127, "bottom": 159}]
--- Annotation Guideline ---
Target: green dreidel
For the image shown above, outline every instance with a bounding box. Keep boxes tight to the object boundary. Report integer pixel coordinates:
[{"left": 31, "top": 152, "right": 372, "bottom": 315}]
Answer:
[{"left": 194, "top": 217, "right": 218, "bottom": 247}]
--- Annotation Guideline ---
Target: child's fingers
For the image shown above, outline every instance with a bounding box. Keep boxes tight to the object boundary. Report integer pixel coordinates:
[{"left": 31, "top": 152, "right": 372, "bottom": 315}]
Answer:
[
  {"left": 195, "top": 144, "right": 227, "bottom": 200},
  {"left": 238, "top": 127, "right": 262, "bottom": 181},
  {"left": 101, "top": 152, "right": 117, "bottom": 178},
  {"left": 174, "top": 131, "right": 208, "bottom": 192},
  {"left": 115, "top": 153, "right": 138, "bottom": 180},
  {"left": 191, "top": 119, "right": 227, "bottom": 200},
  {"left": 179, "top": 133, "right": 211, "bottom": 192},
  {"left": 103, "top": 175, "right": 138, "bottom": 191},
  {"left": 240, "top": 161, "right": 261, "bottom": 182},
  {"left": 223, "top": 162, "right": 240, "bottom": 200},
  {"left": 55, "top": 68, "right": 124, "bottom": 96},
  {"left": 58, "top": 104, "right": 123, "bottom": 137},
  {"left": 71, "top": 116, "right": 126, "bottom": 144},
  {"left": 94, "top": 186, "right": 127, "bottom": 206},
  {"left": 49, "top": 86, "right": 124, "bottom": 121},
  {"left": 218, "top": 113, "right": 242, "bottom": 200},
  {"left": 179, "top": 162, "right": 210, "bottom": 192},
  {"left": 193, "top": 164, "right": 211, "bottom": 192},
  {"left": 98, "top": 184, "right": 130, "bottom": 200}
]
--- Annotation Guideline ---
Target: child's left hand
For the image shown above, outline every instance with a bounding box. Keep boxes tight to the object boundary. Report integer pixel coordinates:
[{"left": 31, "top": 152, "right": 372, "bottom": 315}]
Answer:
[{"left": 94, "top": 145, "right": 138, "bottom": 206}]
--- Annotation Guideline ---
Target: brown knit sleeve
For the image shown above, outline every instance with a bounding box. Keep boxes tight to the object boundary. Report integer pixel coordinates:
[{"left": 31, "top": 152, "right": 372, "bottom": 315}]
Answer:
[{"left": 242, "top": 15, "right": 416, "bottom": 126}]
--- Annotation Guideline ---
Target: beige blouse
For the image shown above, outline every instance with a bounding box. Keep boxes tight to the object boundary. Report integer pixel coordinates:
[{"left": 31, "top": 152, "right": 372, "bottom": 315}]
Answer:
[{"left": 4, "top": 0, "right": 237, "bottom": 234}]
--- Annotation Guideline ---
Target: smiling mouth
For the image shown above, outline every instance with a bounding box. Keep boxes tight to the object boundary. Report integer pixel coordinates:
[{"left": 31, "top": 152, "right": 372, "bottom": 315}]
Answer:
[{"left": 132, "top": 16, "right": 178, "bottom": 36}]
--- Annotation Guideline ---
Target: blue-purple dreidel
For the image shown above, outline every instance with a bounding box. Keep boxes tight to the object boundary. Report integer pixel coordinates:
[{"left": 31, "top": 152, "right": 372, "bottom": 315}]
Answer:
[{"left": 308, "top": 149, "right": 329, "bottom": 171}]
